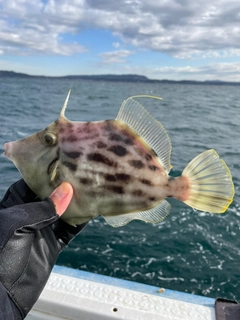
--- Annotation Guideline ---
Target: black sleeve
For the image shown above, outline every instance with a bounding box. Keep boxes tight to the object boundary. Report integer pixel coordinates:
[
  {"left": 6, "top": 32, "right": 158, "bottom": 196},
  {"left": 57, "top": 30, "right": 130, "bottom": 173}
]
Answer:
[
  {"left": 0, "top": 180, "right": 87, "bottom": 319},
  {"left": 0, "top": 199, "right": 58, "bottom": 319},
  {"left": 0, "top": 282, "right": 20, "bottom": 320}
]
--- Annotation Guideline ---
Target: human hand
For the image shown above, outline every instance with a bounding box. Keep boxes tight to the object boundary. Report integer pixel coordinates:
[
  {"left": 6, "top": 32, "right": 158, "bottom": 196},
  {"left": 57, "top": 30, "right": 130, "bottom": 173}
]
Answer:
[
  {"left": 0, "top": 179, "right": 73, "bottom": 215},
  {"left": 0, "top": 180, "right": 87, "bottom": 319}
]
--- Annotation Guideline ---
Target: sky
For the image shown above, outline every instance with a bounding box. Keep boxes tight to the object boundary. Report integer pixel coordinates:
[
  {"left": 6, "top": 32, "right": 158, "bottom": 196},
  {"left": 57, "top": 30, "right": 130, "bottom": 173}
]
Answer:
[{"left": 1, "top": 0, "right": 240, "bottom": 81}]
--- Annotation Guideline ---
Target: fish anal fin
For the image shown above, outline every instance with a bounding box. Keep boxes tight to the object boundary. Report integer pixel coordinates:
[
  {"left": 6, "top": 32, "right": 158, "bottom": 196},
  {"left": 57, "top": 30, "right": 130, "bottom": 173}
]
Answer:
[
  {"left": 103, "top": 200, "right": 171, "bottom": 227},
  {"left": 116, "top": 97, "right": 172, "bottom": 174}
]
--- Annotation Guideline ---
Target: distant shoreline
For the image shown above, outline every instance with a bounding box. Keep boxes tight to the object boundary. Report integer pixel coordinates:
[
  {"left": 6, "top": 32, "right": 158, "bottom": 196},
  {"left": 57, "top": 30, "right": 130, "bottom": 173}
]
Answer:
[{"left": 0, "top": 70, "right": 239, "bottom": 86}]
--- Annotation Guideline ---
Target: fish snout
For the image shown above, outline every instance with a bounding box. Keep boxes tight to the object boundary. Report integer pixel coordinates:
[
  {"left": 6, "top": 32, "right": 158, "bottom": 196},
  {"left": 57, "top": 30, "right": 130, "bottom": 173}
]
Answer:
[{"left": 4, "top": 142, "right": 14, "bottom": 159}]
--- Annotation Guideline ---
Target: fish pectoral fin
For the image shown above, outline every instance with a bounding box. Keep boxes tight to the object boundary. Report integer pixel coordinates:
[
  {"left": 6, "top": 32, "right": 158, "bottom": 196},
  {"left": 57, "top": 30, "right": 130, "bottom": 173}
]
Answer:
[
  {"left": 102, "top": 200, "right": 171, "bottom": 228},
  {"left": 50, "top": 160, "right": 59, "bottom": 182},
  {"left": 116, "top": 96, "right": 172, "bottom": 173}
]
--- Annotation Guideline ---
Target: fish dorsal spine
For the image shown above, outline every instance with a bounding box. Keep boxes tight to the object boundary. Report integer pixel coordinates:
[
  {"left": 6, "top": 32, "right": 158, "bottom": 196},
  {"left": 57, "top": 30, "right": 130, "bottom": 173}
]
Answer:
[
  {"left": 116, "top": 96, "right": 172, "bottom": 174},
  {"left": 60, "top": 89, "right": 71, "bottom": 118}
]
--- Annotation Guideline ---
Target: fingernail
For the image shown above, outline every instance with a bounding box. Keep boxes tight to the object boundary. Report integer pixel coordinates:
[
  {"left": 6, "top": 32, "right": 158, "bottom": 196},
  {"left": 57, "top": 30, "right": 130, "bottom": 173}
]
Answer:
[{"left": 52, "top": 182, "right": 70, "bottom": 199}]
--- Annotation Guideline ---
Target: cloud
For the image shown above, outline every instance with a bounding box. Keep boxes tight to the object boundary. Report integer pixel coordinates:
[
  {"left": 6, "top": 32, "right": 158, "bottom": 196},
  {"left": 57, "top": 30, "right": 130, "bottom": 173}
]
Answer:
[
  {"left": 0, "top": 0, "right": 240, "bottom": 60},
  {"left": 83, "top": 0, "right": 240, "bottom": 59},
  {"left": 112, "top": 42, "right": 120, "bottom": 49},
  {"left": 0, "top": 0, "right": 87, "bottom": 55},
  {"left": 151, "top": 62, "right": 240, "bottom": 81},
  {"left": 99, "top": 50, "right": 133, "bottom": 64},
  {"left": 112, "top": 61, "right": 240, "bottom": 81}
]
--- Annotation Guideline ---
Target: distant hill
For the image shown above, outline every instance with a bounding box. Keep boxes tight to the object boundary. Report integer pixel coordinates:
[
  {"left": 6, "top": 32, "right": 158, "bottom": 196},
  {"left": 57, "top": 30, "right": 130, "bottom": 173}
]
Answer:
[
  {"left": 62, "top": 74, "right": 149, "bottom": 82},
  {"left": 0, "top": 70, "right": 33, "bottom": 78},
  {"left": 0, "top": 70, "right": 239, "bottom": 85},
  {"left": 0, "top": 71, "right": 150, "bottom": 81}
]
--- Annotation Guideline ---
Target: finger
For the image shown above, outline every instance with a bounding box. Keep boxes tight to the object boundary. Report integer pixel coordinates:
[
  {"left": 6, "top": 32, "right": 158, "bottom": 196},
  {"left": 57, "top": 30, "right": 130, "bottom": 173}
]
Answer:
[{"left": 49, "top": 182, "right": 73, "bottom": 216}]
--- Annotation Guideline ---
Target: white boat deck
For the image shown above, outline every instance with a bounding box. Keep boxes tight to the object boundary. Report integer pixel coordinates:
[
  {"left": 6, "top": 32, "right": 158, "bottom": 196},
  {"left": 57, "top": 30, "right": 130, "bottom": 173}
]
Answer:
[{"left": 26, "top": 265, "right": 216, "bottom": 320}]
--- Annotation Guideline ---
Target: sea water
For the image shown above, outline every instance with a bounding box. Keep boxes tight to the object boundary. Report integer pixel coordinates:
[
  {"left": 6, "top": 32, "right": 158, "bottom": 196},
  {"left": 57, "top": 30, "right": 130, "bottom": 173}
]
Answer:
[{"left": 0, "top": 77, "right": 239, "bottom": 300}]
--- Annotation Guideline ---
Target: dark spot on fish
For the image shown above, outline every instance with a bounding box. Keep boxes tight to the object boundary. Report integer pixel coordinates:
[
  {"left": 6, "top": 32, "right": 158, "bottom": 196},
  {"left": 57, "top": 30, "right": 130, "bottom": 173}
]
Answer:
[
  {"left": 109, "top": 133, "right": 134, "bottom": 146},
  {"left": 151, "top": 148, "right": 158, "bottom": 157},
  {"left": 104, "top": 174, "right": 117, "bottom": 182},
  {"left": 128, "top": 160, "right": 144, "bottom": 169},
  {"left": 113, "top": 186, "right": 124, "bottom": 194},
  {"left": 108, "top": 145, "right": 127, "bottom": 157},
  {"left": 141, "top": 179, "right": 152, "bottom": 186},
  {"left": 149, "top": 197, "right": 155, "bottom": 201},
  {"left": 64, "top": 151, "right": 83, "bottom": 159},
  {"left": 124, "top": 138, "right": 133, "bottom": 145},
  {"left": 77, "top": 127, "right": 83, "bottom": 133},
  {"left": 54, "top": 120, "right": 59, "bottom": 126},
  {"left": 105, "top": 185, "right": 124, "bottom": 194},
  {"left": 83, "top": 122, "right": 91, "bottom": 133},
  {"left": 109, "top": 133, "right": 122, "bottom": 141},
  {"left": 80, "top": 177, "right": 92, "bottom": 185},
  {"left": 116, "top": 173, "right": 131, "bottom": 182},
  {"left": 96, "top": 141, "right": 107, "bottom": 149},
  {"left": 87, "top": 153, "right": 116, "bottom": 167},
  {"left": 67, "top": 135, "right": 78, "bottom": 142},
  {"left": 168, "top": 176, "right": 175, "bottom": 181},
  {"left": 67, "top": 122, "right": 73, "bottom": 129},
  {"left": 59, "top": 127, "right": 65, "bottom": 134},
  {"left": 145, "top": 154, "right": 153, "bottom": 161},
  {"left": 149, "top": 165, "right": 158, "bottom": 171},
  {"left": 63, "top": 161, "right": 77, "bottom": 171},
  {"left": 104, "top": 120, "right": 114, "bottom": 132},
  {"left": 132, "top": 189, "right": 143, "bottom": 196}
]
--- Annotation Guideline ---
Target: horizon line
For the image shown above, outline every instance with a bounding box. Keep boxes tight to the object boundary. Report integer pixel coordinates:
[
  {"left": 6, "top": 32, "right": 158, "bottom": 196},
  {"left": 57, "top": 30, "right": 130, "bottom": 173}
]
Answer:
[{"left": 0, "top": 70, "right": 240, "bottom": 84}]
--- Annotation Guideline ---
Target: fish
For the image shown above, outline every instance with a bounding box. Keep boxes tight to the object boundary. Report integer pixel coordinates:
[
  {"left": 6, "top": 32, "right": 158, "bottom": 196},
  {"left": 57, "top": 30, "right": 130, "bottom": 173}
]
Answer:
[{"left": 3, "top": 91, "right": 235, "bottom": 227}]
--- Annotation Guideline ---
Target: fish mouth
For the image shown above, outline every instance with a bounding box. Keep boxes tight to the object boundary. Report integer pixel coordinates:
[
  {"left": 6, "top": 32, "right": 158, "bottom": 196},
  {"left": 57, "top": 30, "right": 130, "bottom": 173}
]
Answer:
[{"left": 3, "top": 142, "right": 12, "bottom": 159}]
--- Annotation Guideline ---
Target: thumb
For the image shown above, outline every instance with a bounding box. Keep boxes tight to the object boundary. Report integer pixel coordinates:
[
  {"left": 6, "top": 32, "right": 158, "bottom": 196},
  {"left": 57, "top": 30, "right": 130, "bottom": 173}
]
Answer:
[{"left": 49, "top": 182, "right": 73, "bottom": 216}]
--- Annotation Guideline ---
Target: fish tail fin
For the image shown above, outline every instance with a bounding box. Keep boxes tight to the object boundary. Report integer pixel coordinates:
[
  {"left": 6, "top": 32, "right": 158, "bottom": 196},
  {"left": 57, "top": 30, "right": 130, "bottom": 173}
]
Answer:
[{"left": 181, "top": 149, "right": 234, "bottom": 213}]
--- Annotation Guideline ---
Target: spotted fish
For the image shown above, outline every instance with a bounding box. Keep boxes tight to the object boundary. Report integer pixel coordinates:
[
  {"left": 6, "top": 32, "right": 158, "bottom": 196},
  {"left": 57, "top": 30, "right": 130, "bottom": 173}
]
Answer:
[{"left": 4, "top": 91, "right": 234, "bottom": 227}]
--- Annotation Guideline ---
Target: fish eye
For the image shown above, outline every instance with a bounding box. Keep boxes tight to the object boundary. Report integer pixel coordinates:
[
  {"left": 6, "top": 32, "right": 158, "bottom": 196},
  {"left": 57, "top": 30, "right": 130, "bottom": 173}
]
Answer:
[{"left": 43, "top": 132, "right": 57, "bottom": 146}]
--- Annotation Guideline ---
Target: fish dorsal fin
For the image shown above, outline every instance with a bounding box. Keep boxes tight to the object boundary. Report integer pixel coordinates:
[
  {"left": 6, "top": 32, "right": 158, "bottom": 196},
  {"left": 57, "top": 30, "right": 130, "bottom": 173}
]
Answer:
[
  {"left": 102, "top": 199, "right": 171, "bottom": 227},
  {"left": 116, "top": 96, "right": 172, "bottom": 173}
]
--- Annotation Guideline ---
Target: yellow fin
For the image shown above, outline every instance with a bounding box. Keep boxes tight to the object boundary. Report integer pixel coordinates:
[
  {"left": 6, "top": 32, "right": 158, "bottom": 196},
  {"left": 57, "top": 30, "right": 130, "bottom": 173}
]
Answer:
[
  {"left": 182, "top": 149, "right": 235, "bottom": 213},
  {"left": 102, "top": 199, "right": 171, "bottom": 227}
]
